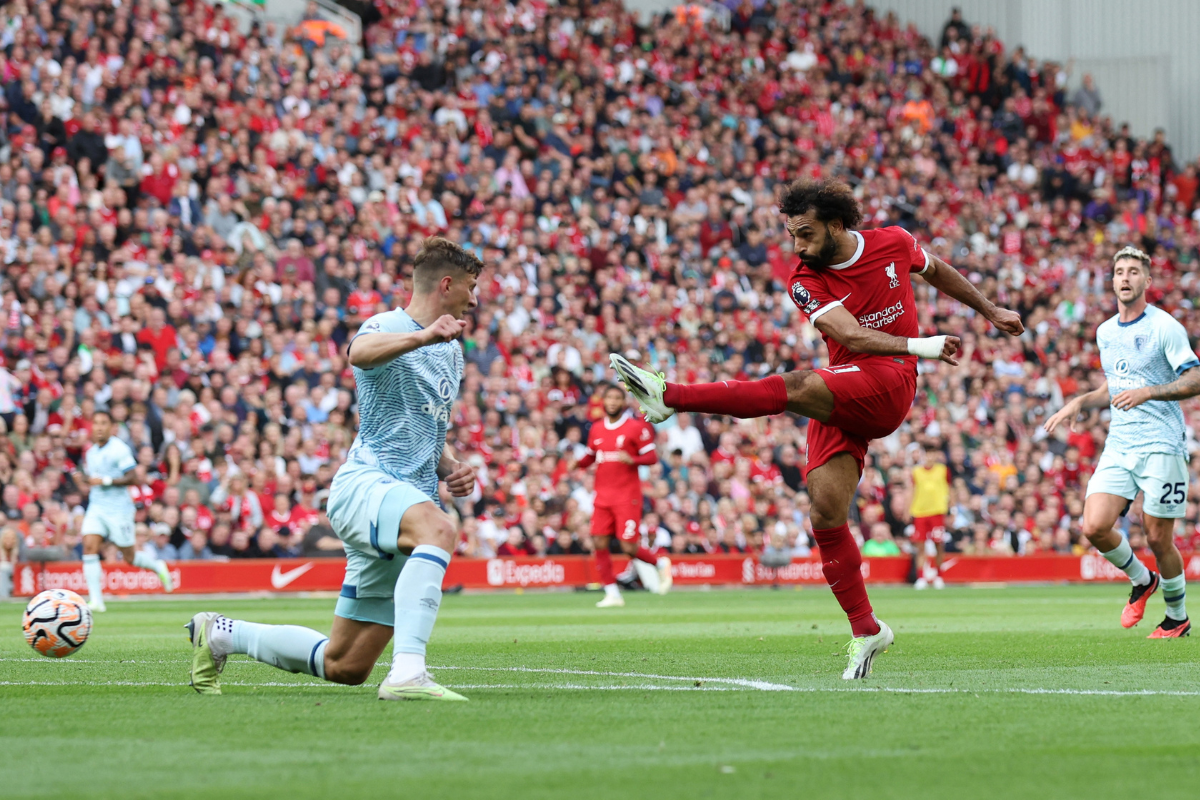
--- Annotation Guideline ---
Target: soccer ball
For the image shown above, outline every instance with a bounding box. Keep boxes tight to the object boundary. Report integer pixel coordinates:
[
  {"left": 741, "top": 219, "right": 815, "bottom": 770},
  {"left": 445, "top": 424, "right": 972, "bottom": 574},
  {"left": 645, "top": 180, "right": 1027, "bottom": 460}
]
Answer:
[{"left": 23, "top": 589, "right": 93, "bottom": 658}]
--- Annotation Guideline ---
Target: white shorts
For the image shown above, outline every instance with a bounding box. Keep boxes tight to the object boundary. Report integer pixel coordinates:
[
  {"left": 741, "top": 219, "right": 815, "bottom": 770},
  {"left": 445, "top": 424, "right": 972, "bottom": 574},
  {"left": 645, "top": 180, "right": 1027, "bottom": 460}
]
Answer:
[
  {"left": 80, "top": 508, "right": 136, "bottom": 548},
  {"left": 1086, "top": 449, "right": 1189, "bottom": 519}
]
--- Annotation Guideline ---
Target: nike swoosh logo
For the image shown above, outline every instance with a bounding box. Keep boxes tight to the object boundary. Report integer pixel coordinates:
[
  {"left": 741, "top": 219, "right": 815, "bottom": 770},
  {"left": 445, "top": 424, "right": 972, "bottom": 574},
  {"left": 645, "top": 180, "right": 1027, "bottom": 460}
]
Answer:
[
  {"left": 840, "top": 292, "right": 852, "bottom": 303},
  {"left": 270, "top": 563, "right": 315, "bottom": 589}
]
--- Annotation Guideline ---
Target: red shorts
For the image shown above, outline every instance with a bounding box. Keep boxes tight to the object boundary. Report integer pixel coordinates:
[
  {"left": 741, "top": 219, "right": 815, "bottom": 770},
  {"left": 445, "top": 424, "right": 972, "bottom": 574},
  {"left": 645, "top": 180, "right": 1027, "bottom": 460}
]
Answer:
[
  {"left": 911, "top": 514, "right": 946, "bottom": 544},
  {"left": 804, "top": 357, "right": 917, "bottom": 479},
  {"left": 592, "top": 501, "right": 643, "bottom": 542}
]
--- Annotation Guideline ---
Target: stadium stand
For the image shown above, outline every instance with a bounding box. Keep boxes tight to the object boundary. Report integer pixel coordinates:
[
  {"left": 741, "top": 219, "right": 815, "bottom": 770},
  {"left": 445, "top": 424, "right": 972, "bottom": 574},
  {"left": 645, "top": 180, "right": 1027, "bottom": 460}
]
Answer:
[{"left": 1, "top": 0, "right": 1198, "bottom": 598}]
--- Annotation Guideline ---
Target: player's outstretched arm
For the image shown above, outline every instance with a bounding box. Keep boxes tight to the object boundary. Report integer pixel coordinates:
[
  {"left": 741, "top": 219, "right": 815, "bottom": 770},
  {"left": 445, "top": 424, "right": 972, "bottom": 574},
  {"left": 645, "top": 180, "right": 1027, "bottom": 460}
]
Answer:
[
  {"left": 1113, "top": 367, "right": 1200, "bottom": 411},
  {"left": 348, "top": 315, "right": 466, "bottom": 369},
  {"left": 919, "top": 254, "right": 1024, "bottom": 336},
  {"left": 814, "top": 305, "right": 962, "bottom": 365},
  {"left": 1044, "top": 380, "right": 1110, "bottom": 433}
]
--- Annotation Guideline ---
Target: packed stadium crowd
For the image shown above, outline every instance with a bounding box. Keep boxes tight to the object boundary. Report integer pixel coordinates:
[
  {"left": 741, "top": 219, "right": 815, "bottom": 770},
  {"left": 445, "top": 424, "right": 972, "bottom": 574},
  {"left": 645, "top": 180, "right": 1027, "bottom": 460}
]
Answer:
[{"left": 2, "top": 0, "right": 1200, "bottom": 595}]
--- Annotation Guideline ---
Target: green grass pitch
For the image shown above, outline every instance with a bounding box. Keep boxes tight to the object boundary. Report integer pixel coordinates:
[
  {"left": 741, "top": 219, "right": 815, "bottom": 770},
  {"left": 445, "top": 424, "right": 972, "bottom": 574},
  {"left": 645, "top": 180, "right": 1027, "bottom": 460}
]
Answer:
[{"left": 2, "top": 585, "right": 1198, "bottom": 799}]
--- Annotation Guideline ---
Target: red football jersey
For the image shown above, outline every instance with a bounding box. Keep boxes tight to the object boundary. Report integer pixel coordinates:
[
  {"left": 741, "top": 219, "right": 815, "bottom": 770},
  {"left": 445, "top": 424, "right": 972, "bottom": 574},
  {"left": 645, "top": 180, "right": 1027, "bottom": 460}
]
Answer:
[
  {"left": 788, "top": 227, "right": 928, "bottom": 367},
  {"left": 583, "top": 412, "right": 656, "bottom": 506}
]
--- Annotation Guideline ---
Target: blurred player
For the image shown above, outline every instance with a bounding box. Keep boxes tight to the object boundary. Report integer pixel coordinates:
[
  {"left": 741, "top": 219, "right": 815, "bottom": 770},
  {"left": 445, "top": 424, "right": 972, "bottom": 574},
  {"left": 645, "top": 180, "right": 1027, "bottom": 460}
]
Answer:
[
  {"left": 910, "top": 445, "right": 950, "bottom": 589},
  {"left": 76, "top": 409, "right": 174, "bottom": 612},
  {"left": 187, "top": 237, "right": 483, "bottom": 699},
  {"left": 577, "top": 384, "right": 670, "bottom": 607},
  {"left": 1044, "top": 246, "right": 1197, "bottom": 638},
  {"left": 612, "top": 179, "right": 1023, "bottom": 678}
]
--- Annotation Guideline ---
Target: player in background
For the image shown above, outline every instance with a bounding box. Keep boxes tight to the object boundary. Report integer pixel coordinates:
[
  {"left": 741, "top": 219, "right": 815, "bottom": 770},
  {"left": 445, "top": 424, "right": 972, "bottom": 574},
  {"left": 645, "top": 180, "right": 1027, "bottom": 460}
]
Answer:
[
  {"left": 74, "top": 409, "right": 174, "bottom": 612},
  {"left": 612, "top": 179, "right": 1023, "bottom": 678},
  {"left": 576, "top": 384, "right": 671, "bottom": 607},
  {"left": 910, "top": 445, "right": 950, "bottom": 589},
  {"left": 1044, "top": 246, "right": 1197, "bottom": 638},
  {"left": 187, "top": 237, "right": 482, "bottom": 699}
]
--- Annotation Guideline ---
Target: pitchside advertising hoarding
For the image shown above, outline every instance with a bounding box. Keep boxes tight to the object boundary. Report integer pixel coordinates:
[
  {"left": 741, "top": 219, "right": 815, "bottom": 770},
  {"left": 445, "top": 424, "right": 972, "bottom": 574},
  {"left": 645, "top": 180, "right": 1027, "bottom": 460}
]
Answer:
[{"left": 13, "top": 553, "right": 1200, "bottom": 595}]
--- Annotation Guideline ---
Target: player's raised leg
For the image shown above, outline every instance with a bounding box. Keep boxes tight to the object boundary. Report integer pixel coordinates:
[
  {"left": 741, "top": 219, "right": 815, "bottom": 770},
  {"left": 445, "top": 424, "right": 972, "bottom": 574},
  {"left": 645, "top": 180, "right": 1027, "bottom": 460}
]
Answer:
[
  {"left": 1080, "top": 492, "right": 1158, "bottom": 628},
  {"left": 807, "top": 452, "right": 893, "bottom": 679},
  {"left": 610, "top": 355, "right": 798, "bottom": 424}
]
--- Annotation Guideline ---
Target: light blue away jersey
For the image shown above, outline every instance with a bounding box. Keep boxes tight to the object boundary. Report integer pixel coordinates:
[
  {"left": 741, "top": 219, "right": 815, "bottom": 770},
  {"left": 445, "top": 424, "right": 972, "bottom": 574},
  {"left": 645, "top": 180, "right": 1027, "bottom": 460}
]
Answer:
[
  {"left": 347, "top": 308, "right": 463, "bottom": 497},
  {"left": 84, "top": 436, "right": 137, "bottom": 514},
  {"left": 1098, "top": 304, "right": 1199, "bottom": 457}
]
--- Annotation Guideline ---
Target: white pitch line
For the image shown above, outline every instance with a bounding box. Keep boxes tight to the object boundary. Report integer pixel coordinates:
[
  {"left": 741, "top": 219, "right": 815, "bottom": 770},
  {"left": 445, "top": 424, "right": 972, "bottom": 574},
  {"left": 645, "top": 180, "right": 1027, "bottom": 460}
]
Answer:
[
  {"left": 0, "top": 680, "right": 1198, "bottom": 697},
  {"left": 0, "top": 680, "right": 733, "bottom": 691},
  {"left": 427, "top": 665, "right": 795, "bottom": 692},
  {"left": 5, "top": 660, "right": 1200, "bottom": 697}
]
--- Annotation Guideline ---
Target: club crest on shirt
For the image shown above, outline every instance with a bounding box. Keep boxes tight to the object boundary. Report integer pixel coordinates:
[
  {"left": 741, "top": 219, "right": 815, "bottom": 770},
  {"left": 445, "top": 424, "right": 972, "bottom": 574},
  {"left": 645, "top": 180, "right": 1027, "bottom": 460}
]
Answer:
[
  {"left": 885, "top": 262, "right": 899, "bottom": 288},
  {"left": 616, "top": 434, "right": 625, "bottom": 448},
  {"left": 1135, "top": 335, "right": 1147, "bottom": 351}
]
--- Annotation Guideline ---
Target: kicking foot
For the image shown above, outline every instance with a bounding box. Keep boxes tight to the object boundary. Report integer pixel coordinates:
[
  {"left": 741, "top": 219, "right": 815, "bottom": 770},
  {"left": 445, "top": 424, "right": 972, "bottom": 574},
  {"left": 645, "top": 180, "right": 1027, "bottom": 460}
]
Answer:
[
  {"left": 1122, "top": 572, "right": 1159, "bottom": 628},
  {"left": 156, "top": 562, "right": 175, "bottom": 593},
  {"left": 185, "top": 612, "right": 228, "bottom": 695},
  {"left": 609, "top": 354, "right": 674, "bottom": 423},
  {"left": 1147, "top": 616, "right": 1190, "bottom": 639},
  {"left": 378, "top": 671, "right": 468, "bottom": 701},
  {"left": 87, "top": 599, "right": 107, "bottom": 613},
  {"left": 596, "top": 593, "right": 625, "bottom": 608},
  {"left": 656, "top": 557, "right": 673, "bottom": 595},
  {"left": 842, "top": 621, "right": 894, "bottom": 680}
]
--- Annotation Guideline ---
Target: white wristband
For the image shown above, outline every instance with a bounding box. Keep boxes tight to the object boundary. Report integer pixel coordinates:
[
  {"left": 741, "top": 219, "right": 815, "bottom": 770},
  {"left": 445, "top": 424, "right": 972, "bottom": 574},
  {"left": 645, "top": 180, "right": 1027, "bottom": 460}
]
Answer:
[
  {"left": 907, "top": 336, "right": 947, "bottom": 360},
  {"left": 102, "top": 477, "right": 112, "bottom": 487}
]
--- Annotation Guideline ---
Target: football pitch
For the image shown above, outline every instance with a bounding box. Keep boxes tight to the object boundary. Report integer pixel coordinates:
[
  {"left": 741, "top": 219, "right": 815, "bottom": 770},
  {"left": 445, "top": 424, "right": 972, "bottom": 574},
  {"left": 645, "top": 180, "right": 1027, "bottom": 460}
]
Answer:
[{"left": 2, "top": 586, "right": 1198, "bottom": 800}]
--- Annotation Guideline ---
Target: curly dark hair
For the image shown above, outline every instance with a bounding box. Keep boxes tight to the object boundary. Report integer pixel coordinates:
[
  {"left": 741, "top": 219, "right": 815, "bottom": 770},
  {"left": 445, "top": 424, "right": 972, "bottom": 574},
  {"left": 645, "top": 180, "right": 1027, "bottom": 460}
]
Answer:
[
  {"left": 777, "top": 179, "right": 863, "bottom": 230},
  {"left": 413, "top": 236, "right": 486, "bottom": 293}
]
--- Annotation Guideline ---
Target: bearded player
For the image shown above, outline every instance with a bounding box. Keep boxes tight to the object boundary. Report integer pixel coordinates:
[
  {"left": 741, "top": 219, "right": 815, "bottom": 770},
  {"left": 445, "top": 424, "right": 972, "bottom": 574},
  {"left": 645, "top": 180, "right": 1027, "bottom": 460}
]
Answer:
[
  {"left": 577, "top": 383, "right": 671, "bottom": 607},
  {"left": 1044, "top": 246, "right": 1196, "bottom": 638},
  {"left": 612, "top": 179, "right": 1023, "bottom": 679}
]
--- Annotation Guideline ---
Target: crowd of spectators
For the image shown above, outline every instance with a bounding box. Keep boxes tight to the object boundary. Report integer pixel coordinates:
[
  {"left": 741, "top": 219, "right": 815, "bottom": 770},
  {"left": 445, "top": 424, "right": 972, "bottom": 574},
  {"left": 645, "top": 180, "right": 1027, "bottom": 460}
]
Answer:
[{"left": 2, "top": 0, "right": 1200, "bottom": 594}]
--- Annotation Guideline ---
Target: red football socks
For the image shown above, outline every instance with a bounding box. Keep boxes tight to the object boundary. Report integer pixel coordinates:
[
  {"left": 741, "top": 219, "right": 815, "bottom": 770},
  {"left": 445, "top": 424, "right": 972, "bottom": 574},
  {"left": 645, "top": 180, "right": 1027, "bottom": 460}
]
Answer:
[
  {"left": 594, "top": 547, "right": 615, "bottom": 586},
  {"left": 812, "top": 523, "right": 880, "bottom": 637},
  {"left": 634, "top": 546, "right": 657, "bottom": 565},
  {"left": 663, "top": 375, "right": 788, "bottom": 418}
]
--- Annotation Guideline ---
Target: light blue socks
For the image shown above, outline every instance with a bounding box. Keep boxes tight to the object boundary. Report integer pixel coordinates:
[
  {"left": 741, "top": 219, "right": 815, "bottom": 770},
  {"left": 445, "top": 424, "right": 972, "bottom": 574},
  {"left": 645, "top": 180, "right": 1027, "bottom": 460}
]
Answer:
[
  {"left": 1101, "top": 538, "right": 1151, "bottom": 586},
  {"left": 1161, "top": 574, "right": 1188, "bottom": 621},
  {"left": 230, "top": 620, "right": 328, "bottom": 679},
  {"left": 82, "top": 554, "right": 103, "bottom": 603},
  {"left": 388, "top": 545, "right": 451, "bottom": 682}
]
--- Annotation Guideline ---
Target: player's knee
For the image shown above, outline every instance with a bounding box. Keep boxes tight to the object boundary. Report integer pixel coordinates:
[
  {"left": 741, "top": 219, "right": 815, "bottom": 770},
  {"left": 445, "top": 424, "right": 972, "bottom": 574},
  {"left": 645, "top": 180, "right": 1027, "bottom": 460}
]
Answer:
[
  {"left": 398, "top": 505, "right": 458, "bottom": 552},
  {"left": 1144, "top": 525, "right": 1174, "bottom": 551},
  {"left": 415, "top": 512, "right": 457, "bottom": 551},
  {"left": 325, "top": 659, "right": 371, "bottom": 686},
  {"left": 809, "top": 502, "right": 845, "bottom": 531},
  {"left": 1079, "top": 520, "right": 1106, "bottom": 542}
]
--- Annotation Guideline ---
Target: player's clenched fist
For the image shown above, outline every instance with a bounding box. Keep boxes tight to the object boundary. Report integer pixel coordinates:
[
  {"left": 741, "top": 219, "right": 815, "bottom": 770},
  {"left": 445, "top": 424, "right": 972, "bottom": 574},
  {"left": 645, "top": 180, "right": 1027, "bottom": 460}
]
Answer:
[
  {"left": 988, "top": 307, "right": 1025, "bottom": 336},
  {"left": 442, "top": 461, "right": 477, "bottom": 497},
  {"left": 423, "top": 315, "right": 467, "bottom": 345},
  {"left": 939, "top": 335, "right": 962, "bottom": 366}
]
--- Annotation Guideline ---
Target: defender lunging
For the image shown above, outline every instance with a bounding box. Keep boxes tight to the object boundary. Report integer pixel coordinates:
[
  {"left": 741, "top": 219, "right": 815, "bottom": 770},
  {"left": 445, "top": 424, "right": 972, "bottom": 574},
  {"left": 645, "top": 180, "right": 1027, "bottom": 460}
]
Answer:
[{"left": 188, "top": 237, "right": 484, "bottom": 698}]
